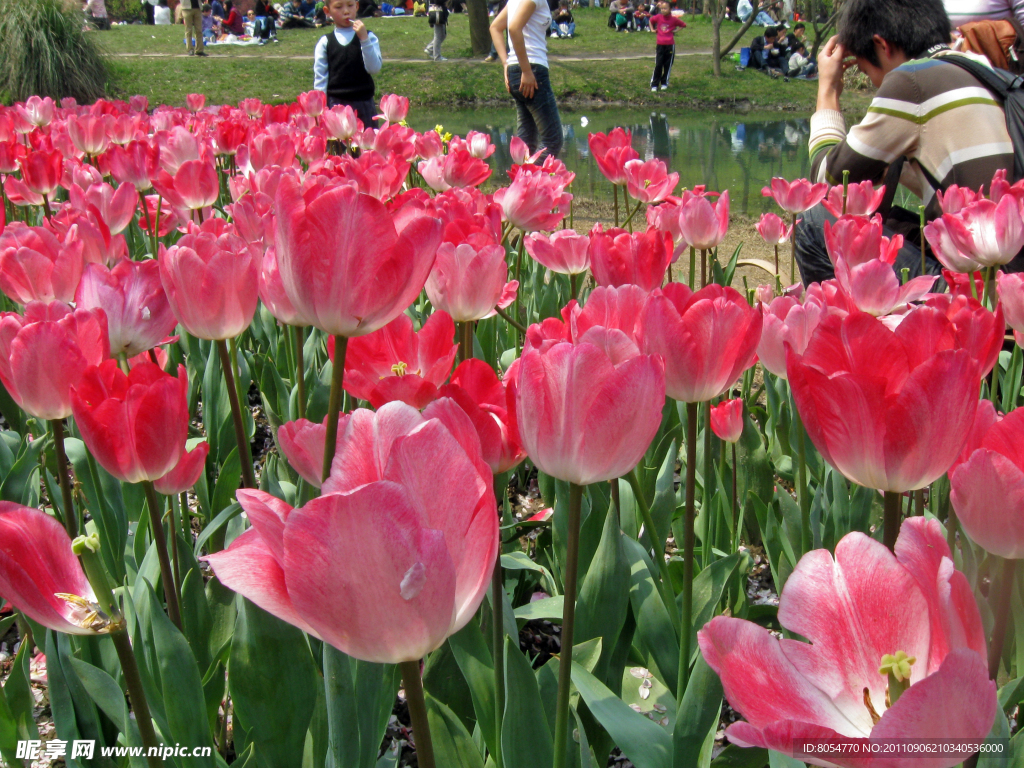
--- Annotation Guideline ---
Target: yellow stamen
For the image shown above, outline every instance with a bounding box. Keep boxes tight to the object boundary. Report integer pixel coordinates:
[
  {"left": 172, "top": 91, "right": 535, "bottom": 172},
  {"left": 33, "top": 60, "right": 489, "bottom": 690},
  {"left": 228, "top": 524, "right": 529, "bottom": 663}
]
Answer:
[
  {"left": 878, "top": 651, "right": 916, "bottom": 684},
  {"left": 391, "top": 361, "right": 409, "bottom": 376}
]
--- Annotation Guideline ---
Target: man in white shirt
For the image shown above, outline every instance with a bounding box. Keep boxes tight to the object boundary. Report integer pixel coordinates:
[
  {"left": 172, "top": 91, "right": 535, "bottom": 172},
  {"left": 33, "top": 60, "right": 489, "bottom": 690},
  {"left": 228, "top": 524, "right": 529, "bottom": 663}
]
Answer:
[{"left": 489, "top": 0, "right": 563, "bottom": 157}]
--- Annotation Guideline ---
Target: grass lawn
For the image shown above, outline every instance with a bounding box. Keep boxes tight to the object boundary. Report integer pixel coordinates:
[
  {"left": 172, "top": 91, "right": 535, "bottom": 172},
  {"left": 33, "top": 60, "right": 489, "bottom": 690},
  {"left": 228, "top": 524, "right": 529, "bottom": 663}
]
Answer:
[{"left": 98, "top": 10, "right": 871, "bottom": 112}]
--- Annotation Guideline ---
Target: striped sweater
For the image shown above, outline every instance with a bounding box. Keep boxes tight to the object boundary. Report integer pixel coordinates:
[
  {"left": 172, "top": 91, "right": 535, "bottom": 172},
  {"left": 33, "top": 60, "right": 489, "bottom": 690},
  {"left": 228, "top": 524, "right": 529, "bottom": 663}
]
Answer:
[
  {"left": 944, "top": 0, "right": 1024, "bottom": 29},
  {"left": 809, "top": 52, "right": 1014, "bottom": 217}
]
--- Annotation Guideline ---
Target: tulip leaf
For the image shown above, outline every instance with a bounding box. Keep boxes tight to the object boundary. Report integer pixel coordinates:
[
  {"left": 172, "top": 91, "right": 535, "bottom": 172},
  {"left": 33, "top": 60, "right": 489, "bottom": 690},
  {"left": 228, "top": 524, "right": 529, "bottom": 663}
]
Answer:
[
  {"left": 571, "top": 662, "right": 672, "bottom": 768},
  {"left": 977, "top": 705, "right": 1011, "bottom": 768},
  {"left": 514, "top": 595, "right": 564, "bottom": 622},
  {"left": 67, "top": 654, "right": 128, "bottom": 734},
  {"left": 0, "top": 387, "right": 25, "bottom": 435},
  {"left": 202, "top": 341, "right": 232, "bottom": 464},
  {"left": 710, "top": 745, "right": 768, "bottom": 768},
  {"left": 426, "top": 693, "right": 486, "bottom": 768},
  {"left": 767, "top": 750, "right": 804, "bottom": 768},
  {"left": 624, "top": 536, "right": 679, "bottom": 696},
  {"left": 501, "top": 551, "right": 558, "bottom": 596},
  {"left": 230, "top": 598, "right": 318, "bottom": 768},
  {"left": 66, "top": 437, "right": 128, "bottom": 582},
  {"left": 672, "top": 654, "right": 722, "bottom": 768},
  {"left": 0, "top": 679, "right": 23, "bottom": 768},
  {"left": 0, "top": 430, "right": 44, "bottom": 506},
  {"left": 4, "top": 624, "right": 37, "bottom": 744},
  {"left": 448, "top": 620, "right": 498, "bottom": 763},
  {"left": 323, "top": 645, "right": 399, "bottom": 768},
  {"left": 47, "top": 632, "right": 107, "bottom": 762},
  {"left": 502, "top": 636, "right": 553, "bottom": 768},
  {"left": 687, "top": 553, "right": 743, "bottom": 667},
  {"left": 212, "top": 448, "right": 242, "bottom": 516}
]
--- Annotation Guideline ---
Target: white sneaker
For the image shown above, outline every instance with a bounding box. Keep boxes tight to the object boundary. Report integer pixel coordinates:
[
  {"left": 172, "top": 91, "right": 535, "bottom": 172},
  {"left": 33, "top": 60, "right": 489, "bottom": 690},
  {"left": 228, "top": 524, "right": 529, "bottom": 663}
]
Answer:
[
  {"left": 660, "top": 84, "right": 668, "bottom": 90},
  {"left": 651, "top": 87, "right": 657, "bottom": 92}
]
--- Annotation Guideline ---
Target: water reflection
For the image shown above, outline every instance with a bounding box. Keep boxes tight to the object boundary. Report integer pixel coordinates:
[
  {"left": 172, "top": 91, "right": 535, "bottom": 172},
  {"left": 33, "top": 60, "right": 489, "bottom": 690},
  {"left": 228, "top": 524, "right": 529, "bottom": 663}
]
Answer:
[{"left": 413, "top": 109, "right": 812, "bottom": 216}]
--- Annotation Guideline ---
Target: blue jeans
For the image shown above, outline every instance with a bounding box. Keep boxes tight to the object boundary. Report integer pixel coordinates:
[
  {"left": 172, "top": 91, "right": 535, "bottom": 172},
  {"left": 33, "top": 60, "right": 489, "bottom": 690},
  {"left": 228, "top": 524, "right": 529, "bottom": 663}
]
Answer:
[{"left": 507, "top": 64, "right": 563, "bottom": 159}]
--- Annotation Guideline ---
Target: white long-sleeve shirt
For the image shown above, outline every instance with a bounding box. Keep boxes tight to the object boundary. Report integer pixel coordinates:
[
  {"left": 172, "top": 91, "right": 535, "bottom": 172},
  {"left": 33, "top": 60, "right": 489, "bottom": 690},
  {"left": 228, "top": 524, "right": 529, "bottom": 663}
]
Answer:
[
  {"left": 945, "top": 0, "right": 1024, "bottom": 29},
  {"left": 313, "top": 27, "right": 382, "bottom": 92}
]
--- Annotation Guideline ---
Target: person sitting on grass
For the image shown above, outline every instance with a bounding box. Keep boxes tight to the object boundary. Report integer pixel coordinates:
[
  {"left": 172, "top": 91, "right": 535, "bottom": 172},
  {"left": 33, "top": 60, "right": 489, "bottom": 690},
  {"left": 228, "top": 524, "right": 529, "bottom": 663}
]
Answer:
[
  {"left": 219, "top": 0, "right": 244, "bottom": 34},
  {"left": 202, "top": 3, "right": 216, "bottom": 40},
  {"left": 750, "top": 26, "right": 788, "bottom": 75},
  {"left": 154, "top": 0, "right": 172, "bottom": 24},
  {"left": 788, "top": 40, "right": 816, "bottom": 77},
  {"left": 313, "top": 0, "right": 382, "bottom": 127},
  {"left": 634, "top": 2, "right": 651, "bottom": 31},
  {"left": 553, "top": 0, "right": 575, "bottom": 36}
]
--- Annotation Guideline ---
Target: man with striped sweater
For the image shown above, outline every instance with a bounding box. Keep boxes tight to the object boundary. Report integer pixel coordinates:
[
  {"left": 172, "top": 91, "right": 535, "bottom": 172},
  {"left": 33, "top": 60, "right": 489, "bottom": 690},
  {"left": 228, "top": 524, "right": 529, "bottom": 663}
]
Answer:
[{"left": 793, "top": 0, "right": 1018, "bottom": 284}]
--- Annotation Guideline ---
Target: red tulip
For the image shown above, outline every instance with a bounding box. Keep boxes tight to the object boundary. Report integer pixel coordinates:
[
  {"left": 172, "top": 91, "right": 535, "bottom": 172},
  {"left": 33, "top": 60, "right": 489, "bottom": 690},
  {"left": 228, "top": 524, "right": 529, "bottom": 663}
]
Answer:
[
  {"left": 787, "top": 308, "right": 981, "bottom": 492},
  {"left": 588, "top": 128, "right": 639, "bottom": 186},
  {"left": 75, "top": 259, "right": 176, "bottom": 359},
  {"left": 638, "top": 283, "right": 761, "bottom": 403},
  {"left": 442, "top": 148, "right": 492, "bottom": 189},
  {"left": 425, "top": 241, "right": 517, "bottom": 323},
  {"left": 0, "top": 140, "right": 27, "bottom": 175},
  {"left": 415, "top": 130, "right": 444, "bottom": 161},
  {"left": 0, "top": 504, "right": 110, "bottom": 634},
  {"left": 159, "top": 224, "right": 260, "bottom": 341},
  {"left": 152, "top": 158, "right": 220, "bottom": 211},
  {"left": 71, "top": 360, "right": 189, "bottom": 484},
  {"left": 997, "top": 271, "right": 1024, "bottom": 344},
  {"left": 437, "top": 359, "right": 525, "bottom": 474},
  {"left": 334, "top": 310, "right": 457, "bottom": 409},
  {"left": 67, "top": 115, "right": 110, "bottom": 157},
  {"left": 322, "top": 105, "right": 362, "bottom": 142},
  {"left": 940, "top": 196, "right": 1024, "bottom": 267},
  {"left": 589, "top": 225, "right": 673, "bottom": 293},
  {"left": 922, "top": 293, "right": 1003, "bottom": 377},
  {"left": 515, "top": 313, "right": 665, "bottom": 485},
  {"left": 677, "top": 190, "right": 730, "bottom": 251},
  {"left": 761, "top": 177, "right": 829, "bottom": 213},
  {"left": 755, "top": 212, "right": 792, "bottom": 245},
  {"left": 699, "top": 518, "right": 993, "bottom": 767},
  {"left": 924, "top": 216, "right": 984, "bottom": 273},
  {"left": 297, "top": 89, "right": 326, "bottom": 118},
  {"left": 0, "top": 222, "right": 85, "bottom": 304},
  {"left": 19, "top": 149, "right": 63, "bottom": 197},
  {"left": 186, "top": 93, "right": 206, "bottom": 112},
  {"left": 832, "top": 239, "right": 936, "bottom": 317},
  {"left": 318, "top": 150, "right": 409, "bottom": 202},
  {"left": 376, "top": 94, "right": 410, "bottom": 125},
  {"left": 69, "top": 181, "right": 138, "bottom": 236},
  {"left": 624, "top": 158, "right": 678, "bottom": 204},
  {"left": 0, "top": 302, "right": 108, "bottom": 420},
  {"left": 107, "top": 140, "right": 160, "bottom": 191},
  {"left": 206, "top": 401, "right": 497, "bottom": 663},
  {"left": 493, "top": 172, "right": 571, "bottom": 232},
  {"left": 153, "top": 441, "right": 210, "bottom": 495},
  {"left": 756, "top": 289, "right": 829, "bottom": 379},
  {"left": 524, "top": 229, "right": 591, "bottom": 275},
  {"left": 710, "top": 398, "right": 743, "bottom": 443},
  {"left": 273, "top": 178, "right": 441, "bottom": 337},
  {"left": 821, "top": 180, "right": 884, "bottom": 218},
  {"left": 944, "top": 269, "right": 985, "bottom": 301}
]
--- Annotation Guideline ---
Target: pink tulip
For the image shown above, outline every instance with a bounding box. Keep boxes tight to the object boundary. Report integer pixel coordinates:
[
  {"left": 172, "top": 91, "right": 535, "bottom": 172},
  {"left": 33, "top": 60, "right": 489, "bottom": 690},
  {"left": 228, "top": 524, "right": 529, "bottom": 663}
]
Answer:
[
  {"left": 0, "top": 141, "right": 26, "bottom": 175},
  {"left": 508, "top": 136, "right": 541, "bottom": 166},
  {"left": 206, "top": 401, "right": 497, "bottom": 663},
  {"left": 437, "top": 359, "right": 525, "bottom": 474},
  {"left": 152, "top": 158, "right": 220, "bottom": 211},
  {"left": 273, "top": 178, "right": 441, "bottom": 337},
  {"left": 107, "top": 140, "right": 160, "bottom": 191},
  {"left": 442, "top": 148, "right": 492, "bottom": 190},
  {"left": 67, "top": 115, "right": 110, "bottom": 157},
  {"left": 589, "top": 225, "right": 673, "bottom": 293},
  {"left": 297, "top": 90, "right": 326, "bottom": 117},
  {"left": 322, "top": 105, "right": 362, "bottom": 142},
  {"left": 515, "top": 313, "right": 665, "bottom": 485},
  {"left": 159, "top": 224, "right": 260, "bottom": 341},
  {"left": 825, "top": 215, "right": 902, "bottom": 269},
  {"left": 493, "top": 172, "right": 572, "bottom": 232},
  {"left": 69, "top": 181, "right": 138, "bottom": 236},
  {"left": 761, "top": 177, "right": 829, "bottom": 213},
  {"left": 16, "top": 96, "right": 55, "bottom": 128},
  {"left": 258, "top": 246, "right": 302, "bottom": 327},
  {"left": 700, "top": 517, "right": 994, "bottom": 767},
  {"left": 415, "top": 130, "right": 444, "bottom": 161},
  {"left": 524, "top": 229, "right": 591, "bottom": 275},
  {"left": 922, "top": 293, "right": 1004, "bottom": 377},
  {"left": 588, "top": 128, "right": 639, "bottom": 186},
  {"left": 937, "top": 184, "right": 980, "bottom": 214},
  {"left": 463, "top": 130, "right": 495, "bottom": 159},
  {"left": 418, "top": 156, "right": 450, "bottom": 193},
  {"left": 638, "top": 283, "right": 761, "bottom": 403},
  {"left": 0, "top": 504, "right": 110, "bottom": 634},
  {"left": 788, "top": 308, "right": 981, "bottom": 492},
  {"left": 334, "top": 310, "right": 457, "bottom": 409},
  {"left": 833, "top": 251, "right": 936, "bottom": 318},
  {"left": 75, "top": 260, "right": 177, "bottom": 358},
  {"left": 755, "top": 212, "right": 792, "bottom": 245},
  {"left": 710, "top": 399, "right": 744, "bottom": 443},
  {"left": 276, "top": 413, "right": 346, "bottom": 488},
  {"left": 756, "top": 289, "right": 828, "bottom": 379},
  {"left": 186, "top": 93, "right": 206, "bottom": 112},
  {"left": 19, "top": 150, "right": 63, "bottom": 197},
  {"left": 425, "top": 242, "right": 517, "bottom": 323},
  {"left": 997, "top": 271, "right": 1024, "bottom": 344},
  {"left": 821, "top": 180, "right": 885, "bottom": 218},
  {"left": 940, "top": 196, "right": 1024, "bottom": 267},
  {"left": 0, "top": 222, "right": 85, "bottom": 305},
  {"left": 71, "top": 360, "right": 189, "bottom": 484},
  {"left": 677, "top": 190, "right": 730, "bottom": 251},
  {"left": 376, "top": 94, "right": 410, "bottom": 125},
  {"left": 924, "top": 216, "right": 984, "bottom": 273},
  {"left": 0, "top": 302, "right": 109, "bottom": 420},
  {"left": 624, "top": 159, "right": 678, "bottom": 204},
  {"left": 153, "top": 441, "right": 210, "bottom": 495},
  {"left": 573, "top": 284, "right": 648, "bottom": 346}
]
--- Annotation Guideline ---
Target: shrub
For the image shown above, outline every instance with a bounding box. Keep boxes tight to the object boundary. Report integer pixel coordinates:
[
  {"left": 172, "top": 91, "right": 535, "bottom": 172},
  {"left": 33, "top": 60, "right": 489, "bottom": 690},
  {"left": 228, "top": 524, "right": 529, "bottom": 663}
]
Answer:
[
  {"left": 0, "top": 0, "right": 109, "bottom": 105},
  {"left": 105, "top": 0, "right": 145, "bottom": 22}
]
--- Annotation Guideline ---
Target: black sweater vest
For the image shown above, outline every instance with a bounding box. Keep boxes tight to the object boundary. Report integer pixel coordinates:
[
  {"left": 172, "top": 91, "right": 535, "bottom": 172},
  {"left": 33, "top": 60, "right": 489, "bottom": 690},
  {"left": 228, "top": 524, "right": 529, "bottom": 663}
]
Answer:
[{"left": 325, "top": 31, "right": 376, "bottom": 102}]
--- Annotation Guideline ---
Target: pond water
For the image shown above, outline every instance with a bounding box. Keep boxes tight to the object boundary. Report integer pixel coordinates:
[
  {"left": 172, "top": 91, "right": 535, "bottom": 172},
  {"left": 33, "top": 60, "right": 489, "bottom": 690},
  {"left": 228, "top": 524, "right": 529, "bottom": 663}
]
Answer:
[{"left": 413, "top": 108, "right": 814, "bottom": 215}]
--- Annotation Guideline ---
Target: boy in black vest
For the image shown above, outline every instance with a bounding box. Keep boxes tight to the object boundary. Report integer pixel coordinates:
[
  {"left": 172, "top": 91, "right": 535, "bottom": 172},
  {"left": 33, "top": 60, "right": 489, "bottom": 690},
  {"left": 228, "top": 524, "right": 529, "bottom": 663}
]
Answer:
[{"left": 313, "top": 0, "right": 382, "bottom": 129}]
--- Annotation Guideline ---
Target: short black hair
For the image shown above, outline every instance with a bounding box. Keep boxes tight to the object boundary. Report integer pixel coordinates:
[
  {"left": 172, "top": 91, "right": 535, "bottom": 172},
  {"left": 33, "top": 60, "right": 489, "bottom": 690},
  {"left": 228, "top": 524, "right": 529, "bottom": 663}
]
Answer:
[
  {"left": 764, "top": 25, "right": 777, "bottom": 37},
  {"left": 793, "top": 21, "right": 804, "bottom": 31},
  {"left": 838, "top": 0, "right": 950, "bottom": 66}
]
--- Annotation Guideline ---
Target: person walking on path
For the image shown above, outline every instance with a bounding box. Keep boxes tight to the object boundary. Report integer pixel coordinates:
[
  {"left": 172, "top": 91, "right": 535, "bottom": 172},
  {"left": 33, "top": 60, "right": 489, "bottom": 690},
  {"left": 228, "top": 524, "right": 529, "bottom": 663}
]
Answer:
[
  {"left": 180, "top": 0, "right": 207, "bottom": 55},
  {"left": 649, "top": 0, "right": 685, "bottom": 90},
  {"left": 425, "top": 0, "right": 450, "bottom": 61},
  {"left": 490, "top": 0, "right": 563, "bottom": 157}
]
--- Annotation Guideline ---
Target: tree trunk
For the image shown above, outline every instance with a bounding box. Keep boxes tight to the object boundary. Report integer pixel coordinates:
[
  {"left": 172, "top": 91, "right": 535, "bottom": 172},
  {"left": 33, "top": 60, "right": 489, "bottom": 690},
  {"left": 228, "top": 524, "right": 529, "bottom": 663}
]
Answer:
[
  {"left": 718, "top": 0, "right": 759, "bottom": 58},
  {"left": 465, "top": 0, "right": 491, "bottom": 56},
  {"left": 712, "top": 10, "right": 723, "bottom": 75}
]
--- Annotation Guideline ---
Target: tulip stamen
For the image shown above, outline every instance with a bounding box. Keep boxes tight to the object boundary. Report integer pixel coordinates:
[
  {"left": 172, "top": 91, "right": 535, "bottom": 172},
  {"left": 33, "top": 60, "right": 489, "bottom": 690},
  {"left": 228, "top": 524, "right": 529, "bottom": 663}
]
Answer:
[
  {"left": 879, "top": 651, "right": 915, "bottom": 708},
  {"left": 391, "top": 361, "right": 409, "bottom": 377},
  {"left": 862, "top": 688, "right": 882, "bottom": 725},
  {"left": 55, "top": 593, "right": 125, "bottom": 633}
]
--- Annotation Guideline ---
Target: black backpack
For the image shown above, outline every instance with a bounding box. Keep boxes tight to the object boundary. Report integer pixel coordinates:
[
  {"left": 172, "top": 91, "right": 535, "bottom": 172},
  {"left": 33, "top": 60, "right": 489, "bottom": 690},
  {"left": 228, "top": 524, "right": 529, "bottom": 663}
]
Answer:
[{"left": 940, "top": 54, "right": 1024, "bottom": 182}]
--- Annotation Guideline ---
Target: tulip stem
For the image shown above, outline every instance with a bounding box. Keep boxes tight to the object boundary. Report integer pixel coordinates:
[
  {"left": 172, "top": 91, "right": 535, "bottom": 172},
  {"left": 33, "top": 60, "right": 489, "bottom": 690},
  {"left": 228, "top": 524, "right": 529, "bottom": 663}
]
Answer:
[
  {"left": 491, "top": 476, "right": 506, "bottom": 768},
  {"left": 400, "top": 660, "right": 436, "bottom": 768},
  {"left": 168, "top": 496, "right": 182, "bottom": 600},
  {"left": 457, "top": 322, "right": 473, "bottom": 364},
  {"left": 773, "top": 244, "right": 781, "bottom": 294},
  {"left": 790, "top": 212, "right": 798, "bottom": 285},
  {"left": 626, "top": 469, "right": 681, "bottom": 636},
  {"left": 988, "top": 557, "right": 1016, "bottom": 680},
  {"left": 494, "top": 306, "right": 527, "bottom": 334},
  {"left": 913, "top": 489, "right": 924, "bottom": 518},
  {"left": 216, "top": 340, "right": 256, "bottom": 489},
  {"left": 882, "top": 490, "right": 901, "bottom": 552},
  {"left": 569, "top": 272, "right": 578, "bottom": 301},
  {"left": 139, "top": 191, "right": 157, "bottom": 257},
  {"left": 322, "top": 335, "right": 347, "bottom": 483},
  {"left": 141, "top": 481, "right": 182, "bottom": 630},
  {"left": 700, "top": 249, "right": 707, "bottom": 288},
  {"left": 294, "top": 326, "right": 307, "bottom": 420},
  {"left": 513, "top": 233, "right": 526, "bottom": 354},
  {"left": 614, "top": 185, "right": 620, "bottom": 228},
  {"left": 794, "top": 405, "right": 811, "bottom": 555},
  {"left": 552, "top": 482, "right": 583, "bottom": 768},
  {"left": 49, "top": 419, "right": 78, "bottom": 540},
  {"left": 110, "top": 631, "right": 164, "bottom": 768},
  {"left": 731, "top": 443, "right": 738, "bottom": 547},
  {"left": 678, "top": 402, "right": 698, "bottom": 705},
  {"left": 688, "top": 246, "right": 696, "bottom": 290}
]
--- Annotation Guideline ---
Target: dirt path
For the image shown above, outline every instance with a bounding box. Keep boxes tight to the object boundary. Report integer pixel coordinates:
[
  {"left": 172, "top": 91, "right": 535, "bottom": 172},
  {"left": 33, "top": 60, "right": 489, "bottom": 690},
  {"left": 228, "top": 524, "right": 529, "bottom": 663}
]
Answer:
[{"left": 107, "top": 50, "right": 713, "bottom": 60}]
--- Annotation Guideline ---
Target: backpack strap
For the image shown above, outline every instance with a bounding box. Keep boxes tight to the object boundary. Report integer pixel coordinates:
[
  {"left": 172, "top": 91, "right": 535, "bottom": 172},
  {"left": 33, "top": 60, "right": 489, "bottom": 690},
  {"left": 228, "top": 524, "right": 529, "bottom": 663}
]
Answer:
[{"left": 935, "top": 53, "right": 1020, "bottom": 100}]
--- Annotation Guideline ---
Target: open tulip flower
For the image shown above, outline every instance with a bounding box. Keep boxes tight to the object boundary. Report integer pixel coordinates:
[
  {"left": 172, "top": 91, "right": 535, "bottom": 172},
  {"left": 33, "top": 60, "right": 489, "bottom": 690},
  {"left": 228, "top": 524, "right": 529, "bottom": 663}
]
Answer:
[
  {"left": 493, "top": 171, "right": 572, "bottom": 232},
  {"left": 924, "top": 216, "right": 985, "bottom": 274},
  {"left": 756, "top": 287, "right": 831, "bottom": 379},
  {"left": 787, "top": 307, "right": 981, "bottom": 493},
  {"left": 205, "top": 401, "right": 497, "bottom": 664},
  {"left": 939, "top": 195, "right": 1024, "bottom": 267},
  {"left": 524, "top": 229, "right": 591, "bottom": 276},
  {"left": 424, "top": 242, "right": 518, "bottom": 323},
  {"left": 822, "top": 180, "right": 885, "bottom": 218},
  {"left": 997, "top": 270, "right": 1024, "bottom": 345},
  {"left": 762, "top": 176, "right": 829, "bottom": 213},
  {"left": 922, "top": 293, "right": 1003, "bottom": 377},
  {"left": 700, "top": 517, "right": 995, "bottom": 768},
  {"left": 589, "top": 224, "right": 674, "bottom": 293},
  {"left": 332, "top": 311, "right": 458, "bottom": 409},
  {"left": 0, "top": 222, "right": 85, "bottom": 305},
  {"left": 588, "top": 128, "right": 639, "bottom": 186},
  {"left": 623, "top": 158, "right": 679, "bottom": 204}
]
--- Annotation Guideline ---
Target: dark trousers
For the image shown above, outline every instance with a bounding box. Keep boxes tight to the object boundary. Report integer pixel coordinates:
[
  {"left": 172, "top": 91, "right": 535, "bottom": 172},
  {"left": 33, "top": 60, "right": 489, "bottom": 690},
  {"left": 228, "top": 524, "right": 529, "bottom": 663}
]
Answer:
[
  {"left": 507, "top": 64, "right": 563, "bottom": 159},
  {"left": 327, "top": 96, "right": 377, "bottom": 130},
  {"left": 651, "top": 44, "right": 674, "bottom": 87}
]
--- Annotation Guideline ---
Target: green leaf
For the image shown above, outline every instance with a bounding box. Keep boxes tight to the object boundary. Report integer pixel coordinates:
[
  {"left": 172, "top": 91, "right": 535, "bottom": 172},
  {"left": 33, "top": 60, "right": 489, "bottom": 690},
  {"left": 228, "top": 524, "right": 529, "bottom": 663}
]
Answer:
[
  {"left": 68, "top": 655, "right": 128, "bottom": 733},
  {"left": 426, "top": 694, "right": 486, "bottom": 768},
  {"left": 571, "top": 663, "right": 672, "bottom": 768},
  {"left": 767, "top": 750, "right": 805, "bottom": 768},
  {"left": 3, "top": 629, "right": 37, "bottom": 742},
  {"left": 66, "top": 437, "right": 128, "bottom": 582},
  {"left": 501, "top": 551, "right": 558, "bottom": 595},
  {"left": 686, "top": 553, "right": 743, "bottom": 666},
  {"left": 514, "top": 595, "right": 564, "bottom": 622},
  {"left": 230, "top": 598, "right": 318, "bottom": 768},
  {"left": 711, "top": 745, "right": 768, "bottom": 768},
  {"left": 624, "top": 536, "right": 679, "bottom": 696},
  {"left": 0, "top": 431, "right": 45, "bottom": 505},
  {"left": 448, "top": 621, "right": 498, "bottom": 763},
  {"left": 672, "top": 654, "right": 723, "bottom": 768},
  {"left": 502, "top": 636, "right": 553, "bottom": 768},
  {"left": 323, "top": 645, "right": 399, "bottom": 768},
  {"left": 211, "top": 447, "right": 242, "bottom": 515},
  {"left": 977, "top": 703, "right": 1011, "bottom": 768}
]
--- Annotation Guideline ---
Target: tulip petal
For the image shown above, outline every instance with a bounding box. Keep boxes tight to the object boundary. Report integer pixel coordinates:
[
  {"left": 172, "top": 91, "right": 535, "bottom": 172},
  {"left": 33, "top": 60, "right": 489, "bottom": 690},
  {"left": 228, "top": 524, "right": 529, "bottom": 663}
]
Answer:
[{"left": 951, "top": 449, "right": 1024, "bottom": 559}]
